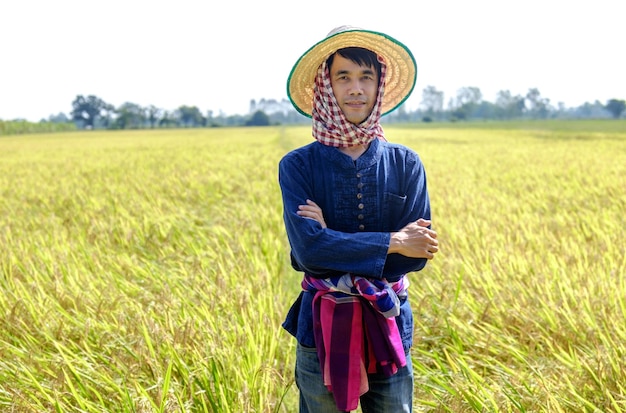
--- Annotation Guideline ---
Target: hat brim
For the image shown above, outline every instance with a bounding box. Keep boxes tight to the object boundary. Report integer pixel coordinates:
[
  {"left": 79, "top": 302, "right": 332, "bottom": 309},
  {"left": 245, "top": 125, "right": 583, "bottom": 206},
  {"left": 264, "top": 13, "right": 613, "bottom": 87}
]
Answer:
[{"left": 287, "top": 28, "right": 417, "bottom": 118}]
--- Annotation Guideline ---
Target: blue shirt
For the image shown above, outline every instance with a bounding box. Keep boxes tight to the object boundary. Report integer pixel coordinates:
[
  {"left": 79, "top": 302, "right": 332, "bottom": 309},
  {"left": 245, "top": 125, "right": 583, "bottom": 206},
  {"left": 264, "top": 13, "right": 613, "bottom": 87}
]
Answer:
[{"left": 278, "top": 138, "right": 432, "bottom": 349}]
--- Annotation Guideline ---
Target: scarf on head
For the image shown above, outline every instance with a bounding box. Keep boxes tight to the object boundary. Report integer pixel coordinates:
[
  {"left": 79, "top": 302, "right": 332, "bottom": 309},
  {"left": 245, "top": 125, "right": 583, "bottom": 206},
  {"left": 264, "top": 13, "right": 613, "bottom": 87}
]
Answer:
[
  {"left": 311, "top": 56, "right": 387, "bottom": 148},
  {"left": 302, "top": 273, "right": 408, "bottom": 412}
]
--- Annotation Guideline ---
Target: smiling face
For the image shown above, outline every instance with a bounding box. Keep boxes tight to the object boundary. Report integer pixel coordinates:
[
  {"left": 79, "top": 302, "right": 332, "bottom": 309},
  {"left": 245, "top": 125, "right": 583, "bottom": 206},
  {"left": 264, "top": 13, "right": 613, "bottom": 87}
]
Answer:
[{"left": 328, "top": 53, "right": 379, "bottom": 125}]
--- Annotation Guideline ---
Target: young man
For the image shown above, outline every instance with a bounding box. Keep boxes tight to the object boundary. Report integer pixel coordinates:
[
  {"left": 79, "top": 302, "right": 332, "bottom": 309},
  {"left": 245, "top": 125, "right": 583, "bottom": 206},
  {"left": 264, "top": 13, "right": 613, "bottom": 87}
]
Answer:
[{"left": 279, "top": 26, "right": 439, "bottom": 412}]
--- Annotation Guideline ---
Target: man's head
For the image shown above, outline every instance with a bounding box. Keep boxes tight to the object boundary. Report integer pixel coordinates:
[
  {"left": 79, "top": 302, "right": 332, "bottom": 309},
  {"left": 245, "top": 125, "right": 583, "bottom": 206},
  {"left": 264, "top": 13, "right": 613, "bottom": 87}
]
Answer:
[
  {"left": 287, "top": 26, "right": 417, "bottom": 119},
  {"left": 326, "top": 47, "right": 382, "bottom": 124}
]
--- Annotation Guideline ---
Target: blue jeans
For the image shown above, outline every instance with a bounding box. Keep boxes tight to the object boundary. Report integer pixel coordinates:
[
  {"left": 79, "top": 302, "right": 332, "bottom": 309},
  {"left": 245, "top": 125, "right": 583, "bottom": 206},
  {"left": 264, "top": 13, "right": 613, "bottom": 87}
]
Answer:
[{"left": 295, "top": 343, "right": 413, "bottom": 412}]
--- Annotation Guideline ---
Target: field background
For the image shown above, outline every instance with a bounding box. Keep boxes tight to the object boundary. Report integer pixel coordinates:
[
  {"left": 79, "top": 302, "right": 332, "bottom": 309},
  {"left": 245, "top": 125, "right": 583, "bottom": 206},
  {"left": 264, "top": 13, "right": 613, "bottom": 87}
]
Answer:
[{"left": 1, "top": 121, "right": 625, "bottom": 412}]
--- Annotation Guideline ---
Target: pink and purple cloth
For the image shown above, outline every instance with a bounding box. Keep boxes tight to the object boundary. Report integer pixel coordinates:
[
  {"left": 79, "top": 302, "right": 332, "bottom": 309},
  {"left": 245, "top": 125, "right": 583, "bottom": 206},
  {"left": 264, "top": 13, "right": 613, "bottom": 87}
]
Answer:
[{"left": 301, "top": 274, "right": 408, "bottom": 412}]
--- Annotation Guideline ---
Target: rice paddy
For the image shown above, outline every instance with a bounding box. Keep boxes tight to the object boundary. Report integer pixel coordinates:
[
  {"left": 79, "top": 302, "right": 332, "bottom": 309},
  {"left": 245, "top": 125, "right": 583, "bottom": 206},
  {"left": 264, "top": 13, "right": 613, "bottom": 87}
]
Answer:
[{"left": 1, "top": 121, "right": 625, "bottom": 412}]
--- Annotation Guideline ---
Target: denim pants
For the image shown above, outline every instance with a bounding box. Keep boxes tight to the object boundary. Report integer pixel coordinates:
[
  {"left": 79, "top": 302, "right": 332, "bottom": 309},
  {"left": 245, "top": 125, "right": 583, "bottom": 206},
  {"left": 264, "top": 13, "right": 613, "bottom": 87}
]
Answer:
[{"left": 295, "top": 343, "right": 413, "bottom": 413}]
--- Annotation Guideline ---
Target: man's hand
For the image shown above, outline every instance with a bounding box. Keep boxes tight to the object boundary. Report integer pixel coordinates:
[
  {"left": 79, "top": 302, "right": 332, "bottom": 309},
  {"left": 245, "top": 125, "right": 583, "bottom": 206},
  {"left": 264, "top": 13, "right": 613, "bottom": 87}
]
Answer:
[
  {"left": 388, "top": 218, "right": 439, "bottom": 259},
  {"left": 297, "top": 199, "right": 327, "bottom": 228}
]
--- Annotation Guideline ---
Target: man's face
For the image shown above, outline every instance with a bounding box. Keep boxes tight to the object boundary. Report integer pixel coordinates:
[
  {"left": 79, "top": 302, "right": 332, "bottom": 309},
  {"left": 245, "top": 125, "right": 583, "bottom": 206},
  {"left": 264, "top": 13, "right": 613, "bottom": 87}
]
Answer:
[{"left": 329, "top": 53, "right": 378, "bottom": 125}]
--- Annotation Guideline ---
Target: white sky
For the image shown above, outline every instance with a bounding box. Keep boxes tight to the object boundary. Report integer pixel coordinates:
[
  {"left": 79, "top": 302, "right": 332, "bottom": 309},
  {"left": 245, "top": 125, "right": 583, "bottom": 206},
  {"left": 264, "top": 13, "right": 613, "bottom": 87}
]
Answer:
[{"left": 1, "top": 0, "right": 624, "bottom": 121}]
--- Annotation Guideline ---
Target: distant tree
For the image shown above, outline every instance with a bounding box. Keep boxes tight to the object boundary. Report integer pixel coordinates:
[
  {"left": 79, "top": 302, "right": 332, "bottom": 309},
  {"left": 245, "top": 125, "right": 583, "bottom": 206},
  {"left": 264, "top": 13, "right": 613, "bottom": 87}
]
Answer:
[
  {"left": 159, "top": 111, "right": 176, "bottom": 128},
  {"left": 222, "top": 113, "right": 247, "bottom": 126},
  {"left": 268, "top": 105, "right": 309, "bottom": 125},
  {"left": 495, "top": 90, "right": 525, "bottom": 119},
  {"left": 176, "top": 105, "right": 205, "bottom": 127},
  {"left": 472, "top": 101, "right": 498, "bottom": 119},
  {"left": 574, "top": 100, "right": 608, "bottom": 118},
  {"left": 206, "top": 110, "right": 222, "bottom": 127},
  {"left": 420, "top": 86, "right": 444, "bottom": 119},
  {"left": 451, "top": 87, "right": 482, "bottom": 120},
  {"left": 146, "top": 105, "right": 162, "bottom": 128},
  {"left": 456, "top": 87, "right": 482, "bottom": 107},
  {"left": 525, "top": 88, "right": 551, "bottom": 119},
  {"left": 113, "top": 102, "right": 146, "bottom": 129},
  {"left": 71, "top": 95, "right": 111, "bottom": 129},
  {"left": 100, "top": 104, "right": 116, "bottom": 129},
  {"left": 605, "top": 99, "right": 626, "bottom": 119},
  {"left": 251, "top": 98, "right": 292, "bottom": 116},
  {"left": 245, "top": 110, "right": 271, "bottom": 126},
  {"left": 48, "top": 112, "right": 70, "bottom": 123}
]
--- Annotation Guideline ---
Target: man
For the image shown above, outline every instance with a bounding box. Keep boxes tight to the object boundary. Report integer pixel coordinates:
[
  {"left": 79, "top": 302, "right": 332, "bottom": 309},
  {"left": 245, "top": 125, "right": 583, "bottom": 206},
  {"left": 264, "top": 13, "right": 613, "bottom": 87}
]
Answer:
[{"left": 279, "top": 26, "right": 439, "bottom": 412}]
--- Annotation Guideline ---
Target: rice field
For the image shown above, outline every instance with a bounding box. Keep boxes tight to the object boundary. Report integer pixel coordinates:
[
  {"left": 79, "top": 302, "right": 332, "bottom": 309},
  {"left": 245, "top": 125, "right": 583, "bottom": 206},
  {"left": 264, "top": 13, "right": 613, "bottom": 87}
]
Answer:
[{"left": 1, "top": 121, "right": 625, "bottom": 412}]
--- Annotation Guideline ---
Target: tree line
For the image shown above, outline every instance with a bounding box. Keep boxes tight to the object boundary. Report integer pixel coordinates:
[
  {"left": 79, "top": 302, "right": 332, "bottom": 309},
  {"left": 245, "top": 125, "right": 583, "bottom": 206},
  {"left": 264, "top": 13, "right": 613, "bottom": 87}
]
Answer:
[
  {"left": 2, "top": 87, "right": 625, "bottom": 135},
  {"left": 64, "top": 88, "right": 626, "bottom": 130},
  {"left": 66, "top": 95, "right": 275, "bottom": 129},
  {"left": 414, "top": 86, "right": 625, "bottom": 122}
]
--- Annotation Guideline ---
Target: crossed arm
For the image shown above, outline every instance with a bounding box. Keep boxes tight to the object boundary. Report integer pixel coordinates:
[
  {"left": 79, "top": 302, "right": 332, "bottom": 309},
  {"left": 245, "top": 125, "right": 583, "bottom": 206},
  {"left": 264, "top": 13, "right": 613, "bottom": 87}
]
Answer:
[{"left": 297, "top": 199, "right": 439, "bottom": 260}]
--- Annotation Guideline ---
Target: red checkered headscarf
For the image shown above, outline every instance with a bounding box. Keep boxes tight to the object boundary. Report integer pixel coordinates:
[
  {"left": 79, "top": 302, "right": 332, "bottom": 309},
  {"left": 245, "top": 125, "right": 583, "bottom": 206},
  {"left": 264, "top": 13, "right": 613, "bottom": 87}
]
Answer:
[{"left": 312, "top": 55, "right": 387, "bottom": 148}]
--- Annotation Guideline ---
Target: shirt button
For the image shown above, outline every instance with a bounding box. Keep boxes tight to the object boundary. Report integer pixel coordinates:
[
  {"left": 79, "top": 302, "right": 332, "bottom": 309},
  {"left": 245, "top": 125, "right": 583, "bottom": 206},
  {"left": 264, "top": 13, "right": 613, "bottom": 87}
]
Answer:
[
  {"left": 356, "top": 173, "right": 362, "bottom": 178},
  {"left": 357, "top": 214, "right": 364, "bottom": 220},
  {"left": 359, "top": 224, "right": 365, "bottom": 231},
  {"left": 356, "top": 193, "right": 362, "bottom": 199},
  {"left": 358, "top": 203, "right": 364, "bottom": 210},
  {"left": 357, "top": 183, "right": 364, "bottom": 189}
]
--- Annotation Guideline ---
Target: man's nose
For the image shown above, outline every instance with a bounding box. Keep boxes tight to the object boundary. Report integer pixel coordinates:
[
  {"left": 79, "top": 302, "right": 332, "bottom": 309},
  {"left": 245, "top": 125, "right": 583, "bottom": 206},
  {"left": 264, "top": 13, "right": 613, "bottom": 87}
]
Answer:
[{"left": 348, "top": 80, "right": 364, "bottom": 94}]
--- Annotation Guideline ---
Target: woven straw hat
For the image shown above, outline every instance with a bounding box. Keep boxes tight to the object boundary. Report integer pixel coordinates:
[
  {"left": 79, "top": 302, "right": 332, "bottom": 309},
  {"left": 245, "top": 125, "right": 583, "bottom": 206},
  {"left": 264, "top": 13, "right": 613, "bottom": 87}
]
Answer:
[{"left": 287, "top": 25, "right": 417, "bottom": 118}]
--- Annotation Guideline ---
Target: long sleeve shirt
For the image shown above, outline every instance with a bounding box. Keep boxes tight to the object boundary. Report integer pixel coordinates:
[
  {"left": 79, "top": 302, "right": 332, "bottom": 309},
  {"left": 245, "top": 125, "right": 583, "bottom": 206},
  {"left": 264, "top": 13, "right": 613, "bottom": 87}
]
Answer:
[{"left": 278, "top": 138, "right": 431, "bottom": 349}]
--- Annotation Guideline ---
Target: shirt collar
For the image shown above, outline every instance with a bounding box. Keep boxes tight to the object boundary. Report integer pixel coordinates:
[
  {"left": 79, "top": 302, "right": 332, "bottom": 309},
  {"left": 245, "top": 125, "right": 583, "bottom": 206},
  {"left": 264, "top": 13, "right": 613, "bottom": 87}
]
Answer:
[{"left": 318, "top": 138, "right": 383, "bottom": 170}]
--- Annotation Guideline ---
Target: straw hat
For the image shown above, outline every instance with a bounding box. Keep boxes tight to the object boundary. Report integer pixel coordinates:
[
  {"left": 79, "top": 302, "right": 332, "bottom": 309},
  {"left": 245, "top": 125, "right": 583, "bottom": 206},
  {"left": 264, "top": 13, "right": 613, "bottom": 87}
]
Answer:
[{"left": 287, "top": 25, "right": 417, "bottom": 118}]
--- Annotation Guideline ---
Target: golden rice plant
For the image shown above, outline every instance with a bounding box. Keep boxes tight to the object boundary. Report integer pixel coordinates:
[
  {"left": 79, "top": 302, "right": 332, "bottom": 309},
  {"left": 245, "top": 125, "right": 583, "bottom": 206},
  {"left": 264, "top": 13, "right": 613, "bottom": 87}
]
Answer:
[{"left": 0, "top": 120, "right": 625, "bottom": 412}]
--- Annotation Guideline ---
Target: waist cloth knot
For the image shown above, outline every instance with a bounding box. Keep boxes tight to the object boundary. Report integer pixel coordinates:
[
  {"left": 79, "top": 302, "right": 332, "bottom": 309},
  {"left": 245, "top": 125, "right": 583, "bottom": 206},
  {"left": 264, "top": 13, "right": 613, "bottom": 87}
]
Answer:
[{"left": 301, "top": 273, "right": 408, "bottom": 412}]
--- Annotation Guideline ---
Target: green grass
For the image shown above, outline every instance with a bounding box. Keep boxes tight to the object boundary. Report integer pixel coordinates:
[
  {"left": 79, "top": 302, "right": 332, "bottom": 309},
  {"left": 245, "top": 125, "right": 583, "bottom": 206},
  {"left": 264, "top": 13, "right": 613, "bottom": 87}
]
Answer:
[{"left": 1, "top": 120, "right": 625, "bottom": 412}]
